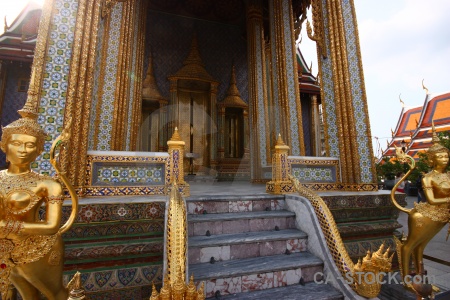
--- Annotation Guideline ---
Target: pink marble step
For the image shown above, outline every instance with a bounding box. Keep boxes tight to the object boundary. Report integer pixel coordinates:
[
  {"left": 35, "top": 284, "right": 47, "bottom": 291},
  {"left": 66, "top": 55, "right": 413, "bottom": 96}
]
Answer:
[
  {"left": 188, "top": 229, "right": 308, "bottom": 264},
  {"left": 187, "top": 211, "right": 296, "bottom": 236},
  {"left": 189, "top": 252, "right": 323, "bottom": 298},
  {"left": 187, "top": 195, "right": 286, "bottom": 215}
]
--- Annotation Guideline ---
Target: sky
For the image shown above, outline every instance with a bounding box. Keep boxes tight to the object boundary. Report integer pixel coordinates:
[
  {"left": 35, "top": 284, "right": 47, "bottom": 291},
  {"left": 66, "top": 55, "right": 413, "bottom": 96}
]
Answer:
[
  {"left": 299, "top": 0, "right": 450, "bottom": 158},
  {"left": 1, "top": 0, "right": 450, "bottom": 158}
]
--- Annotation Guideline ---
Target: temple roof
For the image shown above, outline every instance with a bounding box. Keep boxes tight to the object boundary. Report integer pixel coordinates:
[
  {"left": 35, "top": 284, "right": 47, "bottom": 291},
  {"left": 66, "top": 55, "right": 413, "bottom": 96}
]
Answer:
[
  {"left": 0, "top": 1, "right": 41, "bottom": 62},
  {"left": 296, "top": 46, "right": 320, "bottom": 95},
  {"left": 382, "top": 91, "right": 450, "bottom": 159}
]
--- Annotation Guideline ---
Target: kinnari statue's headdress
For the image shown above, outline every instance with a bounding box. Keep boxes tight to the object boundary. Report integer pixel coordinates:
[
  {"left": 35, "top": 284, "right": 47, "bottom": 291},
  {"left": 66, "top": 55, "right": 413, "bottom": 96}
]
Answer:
[
  {"left": 0, "top": 70, "right": 47, "bottom": 153},
  {"left": 427, "top": 120, "right": 449, "bottom": 160}
]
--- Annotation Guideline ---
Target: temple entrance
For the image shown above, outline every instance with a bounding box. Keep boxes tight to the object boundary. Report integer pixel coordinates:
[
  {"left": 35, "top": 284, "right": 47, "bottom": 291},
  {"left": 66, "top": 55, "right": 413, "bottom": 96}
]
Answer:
[
  {"left": 224, "top": 107, "right": 244, "bottom": 158},
  {"left": 177, "top": 84, "right": 211, "bottom": 174}
]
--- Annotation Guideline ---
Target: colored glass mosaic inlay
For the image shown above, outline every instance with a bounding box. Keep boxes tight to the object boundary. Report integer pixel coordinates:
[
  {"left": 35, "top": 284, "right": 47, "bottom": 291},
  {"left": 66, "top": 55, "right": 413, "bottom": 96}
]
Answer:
[
  {"left": 291, "top": 166, "right": 336, "bottom": 183},
  {"left": 92, "top": 163, "right": 164, "bottom": 186}
]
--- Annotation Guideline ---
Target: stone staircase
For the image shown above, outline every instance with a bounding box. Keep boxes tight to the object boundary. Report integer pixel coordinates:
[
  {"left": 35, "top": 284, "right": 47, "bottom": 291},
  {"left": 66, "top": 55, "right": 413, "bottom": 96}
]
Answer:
[
  {"left": 186, "top": 195, "right": 343, "bottom": 299},
  {"left": 216, "top": 157, "right": 251, "bottom": 181}
]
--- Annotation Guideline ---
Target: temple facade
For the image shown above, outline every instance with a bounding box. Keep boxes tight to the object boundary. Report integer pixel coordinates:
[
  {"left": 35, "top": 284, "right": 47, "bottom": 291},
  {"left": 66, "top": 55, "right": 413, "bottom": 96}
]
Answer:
[{"left": 1, "top": 0, "right": 377, "bottom": 191}]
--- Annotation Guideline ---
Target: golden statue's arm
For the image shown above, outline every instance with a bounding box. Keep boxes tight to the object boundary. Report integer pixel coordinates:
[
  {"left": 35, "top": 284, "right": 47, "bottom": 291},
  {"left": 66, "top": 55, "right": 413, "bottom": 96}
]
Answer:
[
  {"left": 49, "top": 117, "right": 78, "bottom": 234},
  {"left": 390, "top": 145, "right": 414, "bottom": 214}
]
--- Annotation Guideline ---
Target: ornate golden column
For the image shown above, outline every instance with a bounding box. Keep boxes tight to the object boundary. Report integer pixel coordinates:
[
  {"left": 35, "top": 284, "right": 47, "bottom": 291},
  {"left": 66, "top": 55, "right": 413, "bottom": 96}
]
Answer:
[
  {"left": 61, "top": 0, "right": 102, "bottom": 188},
  {"left": 313, "top": 0, "right": 376, "bottom": 184},
  {"left": 311, "top": 95, "right": 321, "bottom": 156},
  {"left": 111, "top": 0, "right": 135, "bottom": 150},
  {"left": 217, "top": 106, "right": 226, "bottom": 159},
  {"left": 269, "top": 0, "right": 305, "bottom": 156},
  {"left": 129, "top": 0, "right": 147, "bottom": 151},
  {"left": 246, "top": 0, "right": 268, "bottom": 180},
  {"left": 209, "top": 83, "right": 219, "bottom": 171}
]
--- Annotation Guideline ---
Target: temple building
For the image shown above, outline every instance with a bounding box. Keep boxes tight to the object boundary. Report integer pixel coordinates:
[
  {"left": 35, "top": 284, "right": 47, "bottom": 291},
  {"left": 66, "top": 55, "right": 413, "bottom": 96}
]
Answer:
[
  {"left": 383, "top": 91, "right": 450, "bottom": 159},
  {"left": 0, "top": 0, "right": 403, "bottom": 299}
]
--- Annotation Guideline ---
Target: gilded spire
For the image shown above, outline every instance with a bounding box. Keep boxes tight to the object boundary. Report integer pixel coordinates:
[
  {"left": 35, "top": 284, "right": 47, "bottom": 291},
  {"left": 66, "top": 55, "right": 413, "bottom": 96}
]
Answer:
[
  {"left": 168, "top": 34, "right": 217, "bottom": 83},
  {"left": 221, "top": 66, "right": 247, "bottom": 108},
  {"left": 142, "top": 50, "right": 166, "bottom": 103},
  {"left": 169, "top": 127, "right": 182, "bottom": 142}
]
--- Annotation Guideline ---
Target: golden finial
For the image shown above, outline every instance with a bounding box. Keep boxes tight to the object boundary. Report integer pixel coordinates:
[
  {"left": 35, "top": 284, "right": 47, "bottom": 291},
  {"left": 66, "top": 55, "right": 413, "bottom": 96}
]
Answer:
[
  {"left": 431, "top": 120, "right": 439, "bottom": 143},
  {"left": 391, "top": 128, "right": 394, "bottom": 137},
  {"left": 196, "top": 282, "right": 205, "bottom": 300},
  {"left": 185, "top": 275, "right": 197, "bottom": 300},
  {"left": 159, "top": 277, "right": 171, "bottom": 300},
  {"left": 170, "top": 127, "right": 181, "bottom": 141},
  {"left": 4, "top": 16, "right": 8, "bottom": 33},
  {"left": 309, "top": 61, "right": 313, "bottom": 73},
  {"left": 276, "top": 134, "right": 285, "bottom": 146},
  {"left": 67, "top": 272, "right": 86, "bottom": 300},
  {"left": 149, "top": 283, "right": 160, "bottom": 300},
  {"left": 422, "top": 79, "right": 429, "bottom": 94},
  {"left": 399, "top": 93, "right": 405, "bottom": 107}
]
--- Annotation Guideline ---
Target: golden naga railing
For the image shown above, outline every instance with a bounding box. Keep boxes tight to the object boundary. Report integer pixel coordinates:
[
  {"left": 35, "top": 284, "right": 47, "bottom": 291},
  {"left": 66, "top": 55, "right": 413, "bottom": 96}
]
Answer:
[{"left": 289, "top": 175, "right": 393, "bottom": 298}]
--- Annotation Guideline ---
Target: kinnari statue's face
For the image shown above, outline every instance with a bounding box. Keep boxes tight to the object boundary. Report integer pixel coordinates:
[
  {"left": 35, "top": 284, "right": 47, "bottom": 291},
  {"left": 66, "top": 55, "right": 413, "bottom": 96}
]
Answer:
[
  {"left": 434, "top": 151, "right": 449, "bottom": 168},
  {"left": 6, "top": 134, "right": 39, "bottom": 166}
]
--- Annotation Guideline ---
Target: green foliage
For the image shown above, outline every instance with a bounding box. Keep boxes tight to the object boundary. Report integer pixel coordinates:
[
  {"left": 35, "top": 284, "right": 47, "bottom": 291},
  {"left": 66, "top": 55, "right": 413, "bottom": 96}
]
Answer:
[
  {"left": 376, "top": 157, "right": 408, "bottom": 181},
  {"left": 377, "top": 131, "right": 450, "bottom": 185}
]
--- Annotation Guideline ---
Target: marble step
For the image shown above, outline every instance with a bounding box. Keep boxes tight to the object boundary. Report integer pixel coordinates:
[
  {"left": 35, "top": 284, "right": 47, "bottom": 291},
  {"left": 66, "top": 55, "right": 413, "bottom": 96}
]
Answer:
[
  {"left": 188, "top": 211, "right": 296, "bottom": 236},
  {"left": 186, "top": 194, "right": 286, "bottom": 215},
  {"left": 189, "top": 252, "right": 323, "bottom": 298},
  {"left": 188, "top": 229, "right": 308, "bottom": 263},
  {"left": 210, "top": 281, "right": 344, "bottom": 300}
]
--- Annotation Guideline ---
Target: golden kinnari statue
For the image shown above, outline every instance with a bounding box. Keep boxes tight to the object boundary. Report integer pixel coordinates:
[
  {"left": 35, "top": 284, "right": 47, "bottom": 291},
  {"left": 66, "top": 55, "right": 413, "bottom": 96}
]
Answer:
[
  {"left": 149, "top": 181, "right": 204, "bottom": 300},
  {"left": 0, "top": 90, "right": 80, "bottom": 298},
  {"left": 392, "top": 121, "right": 450, "bottom": 297}
]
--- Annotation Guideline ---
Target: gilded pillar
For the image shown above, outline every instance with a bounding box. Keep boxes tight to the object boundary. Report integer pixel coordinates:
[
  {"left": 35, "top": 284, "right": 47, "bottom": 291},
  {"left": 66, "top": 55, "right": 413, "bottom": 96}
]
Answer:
[
  {"left": 243, "top": 108, "right": 250, "bottom": 158},
  {"left": 167, "top": 128, "right": 189, "bottom": 196},
  {"left": 210, "top": 83, "right": 219, "bottom": 171},
  {"left": 269, "top": 0, "right": 305, "bottom": 156},
  {"left": 311, "top": 95, "right": 321, "bottom": 156},
  {"left": 246, "top": 0, "right": 268, "bottom": 180},
  {"left": 128, "top": 0, "right": 147, "bottom": 151},
  {"left": 218, "top": 106, "right": 226, "bottom": 159},
  {"left": 62, "top": 0, "right": 102, "bottom": 188},
  {"left": 314, "top": 0, "right": 376, "bottom": 184},
  {"left": 110, "top": 0, "right": 135, "bottom": 150}
]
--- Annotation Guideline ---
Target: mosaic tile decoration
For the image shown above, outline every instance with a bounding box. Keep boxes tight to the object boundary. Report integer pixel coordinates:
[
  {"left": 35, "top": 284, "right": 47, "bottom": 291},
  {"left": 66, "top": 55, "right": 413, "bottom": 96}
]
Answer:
[
  {"left": 255, "top": 23, "right": 268, "bottom": 167},
  {"left": 291, "top": 166, "right": 336, "bottom": 183},
  {"left": 281, "top": 1, "right": 300, "bottom": 156},
  {"left": 268, "top": 1, "right": 281, "bottom": 137},
  {"left": 341, "top": 0, "right": 373, "bottom": 183},
  {"left": 64, "top": 265, "right": 163, "bottom": 293},
  {"left": 86, "top": 152, "right": 168, "bottom": 191},
  {"left": 87, "top": 14, "right": 106, "bottom": 150},
  {"left": 125, "top": 0, "right": 142, "bottom": 150},
  {"left": 289, "top": 156, "right": 339, "bottom": 183},
  {"left": 33, "top": 0, "right": 78, "bottom": 175},
  {"left": 319, "top": 0, "right": 340, "bottom": 159},
  {"left": 0, "top": 62, "right": 30, "bottom": 168},
  {"left": 95, "top": 3, "right": 123, "bottom": 150},
  {"left": 92, "top": 163, "right": 164, "bottom": 186}
]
